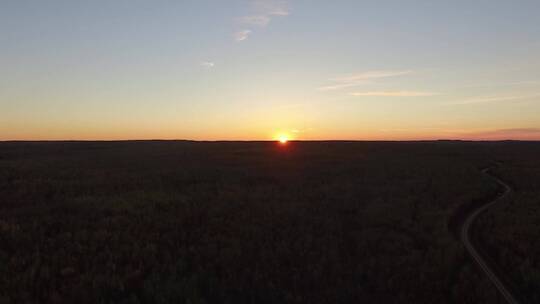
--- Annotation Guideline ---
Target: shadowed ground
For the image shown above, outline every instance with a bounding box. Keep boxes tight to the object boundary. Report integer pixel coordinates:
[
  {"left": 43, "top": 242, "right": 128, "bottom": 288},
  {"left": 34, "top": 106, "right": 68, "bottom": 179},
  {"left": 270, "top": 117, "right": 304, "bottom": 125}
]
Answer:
[{"left": 0, "top": 141, "right": 538, "bottom": 303}]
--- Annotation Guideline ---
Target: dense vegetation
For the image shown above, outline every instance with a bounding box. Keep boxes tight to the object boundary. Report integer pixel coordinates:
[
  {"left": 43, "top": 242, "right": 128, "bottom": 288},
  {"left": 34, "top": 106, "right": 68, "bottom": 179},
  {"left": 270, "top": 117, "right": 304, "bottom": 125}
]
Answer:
[
  {"left": 0, "top": 141, "right": 537, "bottom": 303},
  {"left": 476, "top": 142, "right": 540, "bottom": 304}
]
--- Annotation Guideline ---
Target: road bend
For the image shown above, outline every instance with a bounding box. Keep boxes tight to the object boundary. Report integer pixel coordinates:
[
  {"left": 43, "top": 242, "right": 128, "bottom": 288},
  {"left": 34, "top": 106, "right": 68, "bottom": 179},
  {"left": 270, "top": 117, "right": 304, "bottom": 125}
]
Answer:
[{"left": 460, "top": 168, "right": 520, "bottom": 304}]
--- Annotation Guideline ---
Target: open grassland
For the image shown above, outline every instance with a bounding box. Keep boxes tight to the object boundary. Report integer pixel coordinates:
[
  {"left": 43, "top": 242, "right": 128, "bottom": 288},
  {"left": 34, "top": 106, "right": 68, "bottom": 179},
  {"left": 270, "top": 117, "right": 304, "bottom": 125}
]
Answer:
[{"left": 0, "top": 141, "right": 538, "bottom": 303}]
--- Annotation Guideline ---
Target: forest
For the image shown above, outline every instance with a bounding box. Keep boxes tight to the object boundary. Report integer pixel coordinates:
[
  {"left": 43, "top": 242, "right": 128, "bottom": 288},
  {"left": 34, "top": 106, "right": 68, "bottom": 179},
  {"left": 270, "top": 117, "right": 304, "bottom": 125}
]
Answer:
[{"left": 0, "top": 141, "right": 538, "bottom": 303}]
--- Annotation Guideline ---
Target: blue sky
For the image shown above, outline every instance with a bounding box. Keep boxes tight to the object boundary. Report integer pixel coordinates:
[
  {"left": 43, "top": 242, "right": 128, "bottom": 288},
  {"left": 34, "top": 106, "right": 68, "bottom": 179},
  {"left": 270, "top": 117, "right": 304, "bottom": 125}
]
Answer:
[{"left": 1, "top": 0, "right": 540, "bottom": 140}]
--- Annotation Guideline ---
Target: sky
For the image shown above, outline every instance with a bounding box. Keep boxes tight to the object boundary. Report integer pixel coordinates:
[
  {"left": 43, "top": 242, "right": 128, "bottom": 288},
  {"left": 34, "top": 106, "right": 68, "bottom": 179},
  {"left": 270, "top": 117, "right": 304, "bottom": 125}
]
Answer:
[{"left": 1, "top": 0, "right": 540, "bottom": 141}]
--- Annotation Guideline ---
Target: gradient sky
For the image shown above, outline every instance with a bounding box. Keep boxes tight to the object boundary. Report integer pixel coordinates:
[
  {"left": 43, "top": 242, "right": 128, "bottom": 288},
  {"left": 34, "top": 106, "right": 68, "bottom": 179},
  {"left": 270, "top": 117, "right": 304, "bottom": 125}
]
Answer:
[{"left": 2, "top": 0, "right": 540, "bottom": 140}]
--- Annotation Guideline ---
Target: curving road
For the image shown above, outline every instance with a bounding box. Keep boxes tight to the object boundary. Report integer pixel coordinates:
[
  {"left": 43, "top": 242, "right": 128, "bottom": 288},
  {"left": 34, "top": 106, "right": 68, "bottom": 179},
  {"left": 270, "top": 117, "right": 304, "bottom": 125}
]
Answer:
[{"left": 460, "top": 168, "right": 520, "bottom": 304}]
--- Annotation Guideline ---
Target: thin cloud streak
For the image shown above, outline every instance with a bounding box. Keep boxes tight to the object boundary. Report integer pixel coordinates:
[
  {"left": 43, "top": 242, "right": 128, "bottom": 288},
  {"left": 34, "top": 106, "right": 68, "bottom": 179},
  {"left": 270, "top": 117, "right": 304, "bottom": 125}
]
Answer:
[
  {"left": 350, "top": 91, "right": 437, "bottom": 97},
  {"left": 460, "top": 79, "right": 540, "bottom": 89},
  {"left": 447, "top": 94, "right": 540, "bottom": 105},
  {"left": 319, "top": 70, "right": 413, "bottom": 91},
  {"left": 331, "top": 70, "right": 412, "bottom": 82}
]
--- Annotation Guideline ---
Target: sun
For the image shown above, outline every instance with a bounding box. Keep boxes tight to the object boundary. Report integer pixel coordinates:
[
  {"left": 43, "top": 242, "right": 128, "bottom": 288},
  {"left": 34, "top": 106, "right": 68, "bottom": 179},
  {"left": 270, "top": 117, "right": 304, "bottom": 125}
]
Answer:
[{"left": 277, "top": 134, "right": 289, "bottom": 144}]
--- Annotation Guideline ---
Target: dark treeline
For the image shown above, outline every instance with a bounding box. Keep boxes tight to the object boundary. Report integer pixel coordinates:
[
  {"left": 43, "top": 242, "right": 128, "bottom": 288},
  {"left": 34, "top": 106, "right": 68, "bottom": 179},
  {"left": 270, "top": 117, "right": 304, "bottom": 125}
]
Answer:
[{"left": 0, "top": 141, "right": 538, "bottom": 303}]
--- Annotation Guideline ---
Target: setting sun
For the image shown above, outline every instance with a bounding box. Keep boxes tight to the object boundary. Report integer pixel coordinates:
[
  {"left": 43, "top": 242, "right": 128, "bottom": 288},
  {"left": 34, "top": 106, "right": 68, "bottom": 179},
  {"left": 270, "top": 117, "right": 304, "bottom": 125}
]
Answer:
[{"left": 278, "top": 134, "right": 289, "bottom": 144}]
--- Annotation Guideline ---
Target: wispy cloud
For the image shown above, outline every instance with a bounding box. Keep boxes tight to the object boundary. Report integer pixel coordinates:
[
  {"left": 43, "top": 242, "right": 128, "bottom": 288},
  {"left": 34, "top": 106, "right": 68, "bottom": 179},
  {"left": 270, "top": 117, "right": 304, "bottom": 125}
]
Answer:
[
  {"left": 234, "top": 29, "right": 252, "bottom": 41},
  {"left": 319, "top": 70, "right": 412, "bottom": 91},
  {"left": 201, "top": 61, "right": 215, "bottom": 69},
  {"left": 234, "top": 0, "right": 290, "bottom": 42},
  {"left": 447, "top": 94, "right": 540, "bottom": 105},
  {"left": 350, "top": 91, "right": 437, "bottom": 97},
  {"left": 461, "top": 79, "right": 540, "bottom": 89}
]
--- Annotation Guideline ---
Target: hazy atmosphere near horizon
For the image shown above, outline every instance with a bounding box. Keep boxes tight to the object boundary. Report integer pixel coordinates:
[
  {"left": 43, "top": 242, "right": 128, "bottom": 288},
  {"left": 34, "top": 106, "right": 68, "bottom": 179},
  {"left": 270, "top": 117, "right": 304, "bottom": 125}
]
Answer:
[{"left": 2, "top": 0, "right": 540, "bottom": 141}]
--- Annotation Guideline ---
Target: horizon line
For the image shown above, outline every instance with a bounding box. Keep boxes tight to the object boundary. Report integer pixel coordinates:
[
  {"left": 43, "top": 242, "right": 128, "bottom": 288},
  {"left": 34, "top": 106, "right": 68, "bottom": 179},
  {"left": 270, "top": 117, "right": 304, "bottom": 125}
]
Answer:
[{"left": 1, "top": 139, "right": 539, "bottom": 143}]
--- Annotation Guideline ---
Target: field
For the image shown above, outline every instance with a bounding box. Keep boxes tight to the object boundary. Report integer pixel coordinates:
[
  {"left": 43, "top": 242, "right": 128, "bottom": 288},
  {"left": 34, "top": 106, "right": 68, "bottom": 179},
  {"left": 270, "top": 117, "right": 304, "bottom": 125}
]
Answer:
[{"left": 0, "top": 141, "right": 539, "bottom": 303}]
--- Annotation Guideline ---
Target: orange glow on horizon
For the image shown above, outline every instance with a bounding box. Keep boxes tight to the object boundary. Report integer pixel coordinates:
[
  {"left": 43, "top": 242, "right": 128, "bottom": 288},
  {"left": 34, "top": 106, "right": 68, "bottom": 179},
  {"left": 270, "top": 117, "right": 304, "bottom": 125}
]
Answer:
[{"left": 3, "top": 126, "right": 540, "bottom": 141}]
